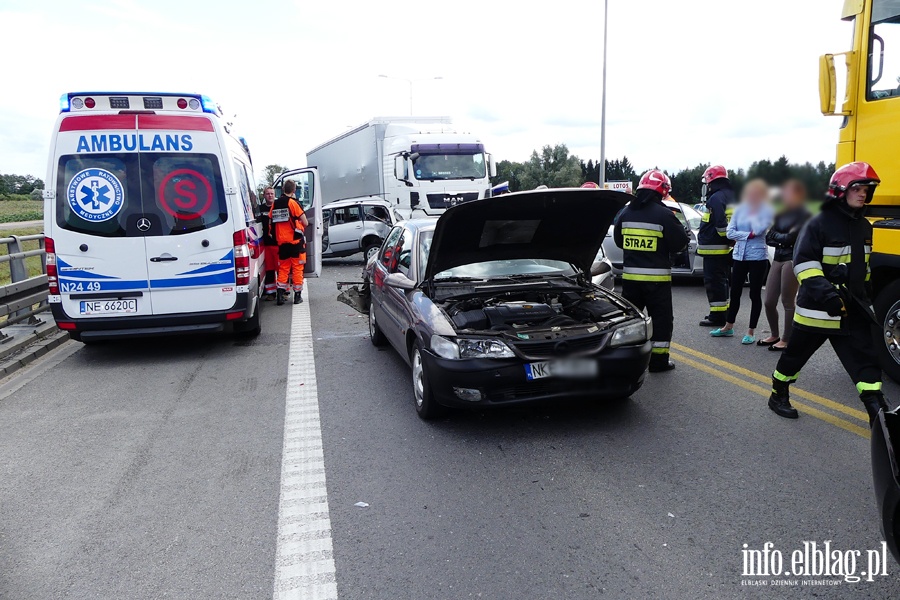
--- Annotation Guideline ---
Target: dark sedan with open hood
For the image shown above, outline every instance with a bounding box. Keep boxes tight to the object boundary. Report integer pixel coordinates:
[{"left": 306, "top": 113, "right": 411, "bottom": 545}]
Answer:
[{"left": 338, "top": 188, "right": 652, "bottom": 419}]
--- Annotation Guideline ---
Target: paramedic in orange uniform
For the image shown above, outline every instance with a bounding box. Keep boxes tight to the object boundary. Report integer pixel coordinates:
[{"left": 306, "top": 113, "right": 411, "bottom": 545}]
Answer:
[{"left": 269, "top": 179, "right": 308, "bottom": 305}]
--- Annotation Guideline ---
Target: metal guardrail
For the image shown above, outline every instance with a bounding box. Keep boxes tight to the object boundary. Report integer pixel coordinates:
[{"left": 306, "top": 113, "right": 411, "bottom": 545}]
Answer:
[{"left": 0, "top": 234, "right": 49, "bottom": 341}]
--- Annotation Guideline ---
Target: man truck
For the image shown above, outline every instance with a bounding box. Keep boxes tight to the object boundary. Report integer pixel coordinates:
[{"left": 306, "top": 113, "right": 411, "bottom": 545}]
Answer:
[{"left": 306, "top": 117, "right": 496, "bottom": 221}]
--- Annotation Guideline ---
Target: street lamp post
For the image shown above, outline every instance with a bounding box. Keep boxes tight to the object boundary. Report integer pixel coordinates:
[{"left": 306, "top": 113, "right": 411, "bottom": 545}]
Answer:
[
  {"left": 378, "top": 75, "right": 443, "bottom": 115},
  {"left": 599, "top": 0, "right": 609, "bottom": 186}
]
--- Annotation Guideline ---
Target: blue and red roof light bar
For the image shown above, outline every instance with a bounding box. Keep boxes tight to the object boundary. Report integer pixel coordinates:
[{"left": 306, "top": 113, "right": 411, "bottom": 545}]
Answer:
[{"left": 59, "top": 92, "right": 221, "bottom": 116}]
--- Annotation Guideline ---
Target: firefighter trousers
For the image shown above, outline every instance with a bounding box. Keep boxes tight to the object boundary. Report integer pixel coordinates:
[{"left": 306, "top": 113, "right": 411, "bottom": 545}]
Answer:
[
  {"left": 702, "top": 254, "right": 731, "bottom": 324},
  {"left": 621, "top": 280, "right": 673, "bottom": 356},
  {"left": 277, "top": 253, "right": 306, "bottom": 292},
  {"left": 773, "top": 311, "right": 882, "bottom": 394}
]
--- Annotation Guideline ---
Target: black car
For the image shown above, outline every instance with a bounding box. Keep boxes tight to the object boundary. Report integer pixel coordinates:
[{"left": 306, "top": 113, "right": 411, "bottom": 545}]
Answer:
[
  {"left": 340, "top": 188, "right": 653, "bottom": 419},
  {"left": 872, "top": 409, "right": 900, "bottom": 565}
]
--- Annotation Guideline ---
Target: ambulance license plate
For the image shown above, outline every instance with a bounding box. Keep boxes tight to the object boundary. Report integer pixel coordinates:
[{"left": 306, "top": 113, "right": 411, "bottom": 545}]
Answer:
[
  {"left": 79, "top": 299, "right": 138, "bottom": 315},
  {"left": 525, "top": 359, "right": 598, "bottom": 380}
]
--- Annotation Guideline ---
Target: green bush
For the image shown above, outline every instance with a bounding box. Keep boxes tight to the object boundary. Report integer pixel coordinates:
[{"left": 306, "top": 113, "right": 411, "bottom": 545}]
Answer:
[{"left": 0, "top": 194, "right": 38, "bottom": 202}]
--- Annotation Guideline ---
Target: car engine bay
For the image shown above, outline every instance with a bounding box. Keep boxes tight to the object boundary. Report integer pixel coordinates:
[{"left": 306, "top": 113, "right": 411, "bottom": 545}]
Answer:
[{"left": 441, "top": 288, "right": 634, "bottom": 337}]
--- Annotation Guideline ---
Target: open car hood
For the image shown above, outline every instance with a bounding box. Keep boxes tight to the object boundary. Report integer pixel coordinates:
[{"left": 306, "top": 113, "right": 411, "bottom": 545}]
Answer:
[{"left": 423, "top": 188, "right": 632, "bottom": 282}]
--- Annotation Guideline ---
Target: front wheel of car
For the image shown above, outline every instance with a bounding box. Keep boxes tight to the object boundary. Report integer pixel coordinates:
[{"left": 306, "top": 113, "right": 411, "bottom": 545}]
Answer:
[
  {"left": 410, "top": 341, "right": 445, "bottom": 420},
  {"left": 369, "top": 305, "right": 387, "bottom": 347}
]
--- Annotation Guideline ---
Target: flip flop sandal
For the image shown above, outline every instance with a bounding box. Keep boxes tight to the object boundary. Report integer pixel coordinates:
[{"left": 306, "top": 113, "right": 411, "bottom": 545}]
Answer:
[
  {"left": 757, "top": 337, "right": 780, "bottom": 346},
  {"left": 768, "top": 344, "right": 787, "bottom": 352}
]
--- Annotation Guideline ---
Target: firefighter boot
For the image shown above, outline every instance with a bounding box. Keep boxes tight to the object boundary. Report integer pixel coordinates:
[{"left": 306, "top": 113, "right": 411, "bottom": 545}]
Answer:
[
  {"left": 768, "top": 378, "right": 799, "bottom": 419},
  {"left": 293, "top": 290, "right": 303, "bottom": 305},
  {"left": 276, "top": 289, "right": 286, "bottom": 306},
  {"left": 648, "top": 353, "right": 675, "bottom": 372},
  {"left": 860, "top": 391, "right": 891, "bottom": 426}
]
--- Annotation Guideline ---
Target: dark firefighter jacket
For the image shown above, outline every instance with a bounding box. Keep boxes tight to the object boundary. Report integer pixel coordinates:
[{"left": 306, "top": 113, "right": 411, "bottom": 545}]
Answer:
[
  {"left": 697, "top": 179, "right": 736, "bottom": 256},
  {"left": 766, "top": 205, "right": 812, "bottom": 263},
  {"left": 792, "top": 200, "right": 873, "bottom": 335},
  {"left": 614, "top": 191, "right": 690, "bottom": 282}
]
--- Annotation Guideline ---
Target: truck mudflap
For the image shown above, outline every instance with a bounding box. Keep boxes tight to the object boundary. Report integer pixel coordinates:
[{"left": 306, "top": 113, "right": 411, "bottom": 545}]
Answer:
[
  {"left": 336, "top": 280, "right": 370, "bottom": 314},
  {"left": 872, "top": 408, "right": 900, "bottom": 565}
]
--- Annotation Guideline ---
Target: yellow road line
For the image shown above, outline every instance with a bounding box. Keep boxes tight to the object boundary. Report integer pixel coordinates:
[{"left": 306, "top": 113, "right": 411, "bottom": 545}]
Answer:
[
  {"left": 671, "top": 342, "right": 869, "bottom": 423},
  {"left": 670, "top": 352, "right": 870, "bottom": 439}
]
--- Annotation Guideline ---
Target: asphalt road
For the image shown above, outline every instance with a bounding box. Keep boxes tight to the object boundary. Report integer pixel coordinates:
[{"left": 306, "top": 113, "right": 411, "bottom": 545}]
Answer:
[{"left": 2, "top": 258, "right": 899, "bottom": 599}]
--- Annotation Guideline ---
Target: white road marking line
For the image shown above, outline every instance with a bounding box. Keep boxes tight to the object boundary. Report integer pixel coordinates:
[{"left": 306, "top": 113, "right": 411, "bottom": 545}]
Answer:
[{"left": 274, "top": 287, "right": 339, "bottom": 600}]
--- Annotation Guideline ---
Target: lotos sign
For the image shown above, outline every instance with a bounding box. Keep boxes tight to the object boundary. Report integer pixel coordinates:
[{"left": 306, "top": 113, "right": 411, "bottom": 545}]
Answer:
[{"left": 604, "top": 180, "right": 634, "bottom": 194}]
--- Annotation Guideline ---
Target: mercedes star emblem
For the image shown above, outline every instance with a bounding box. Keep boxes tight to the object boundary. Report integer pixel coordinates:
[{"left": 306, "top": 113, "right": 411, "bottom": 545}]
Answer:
[{"left": 137, "top": 218, "right": 151, "bottom": 232}]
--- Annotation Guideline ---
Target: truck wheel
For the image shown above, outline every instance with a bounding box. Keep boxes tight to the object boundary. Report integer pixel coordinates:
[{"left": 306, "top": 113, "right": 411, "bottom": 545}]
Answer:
[
  {"left": 410, "top": 341, "right": 446, "bottom": 420},
  {"left": 364, "top": 243, "right": 381, "bottom": 262},
  {"left": 874, "top": 280, "right": 900, "bottom": 384},
  {"left": 235, "top": 292, "right": 262, "bottom": 338},
  {"left": 369, "top": 305, "right": 387, "bottom": 347}
]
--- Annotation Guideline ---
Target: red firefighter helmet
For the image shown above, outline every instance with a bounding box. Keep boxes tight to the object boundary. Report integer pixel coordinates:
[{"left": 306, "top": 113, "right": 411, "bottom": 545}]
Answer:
[
  {"left": 580, "top": 181, "right": 600, "bottom": 189},
  {"left": 827, "top": 162, "right": 880, "bottom": 203},
  {"left": 701, "top": 165, "right": 728, "bottom": 184},
  {"left": 637, "top": 169, "right": 672, "bottom": 196}
]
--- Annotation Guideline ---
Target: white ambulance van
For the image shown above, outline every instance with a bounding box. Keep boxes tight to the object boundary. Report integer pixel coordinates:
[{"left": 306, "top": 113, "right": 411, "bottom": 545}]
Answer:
[{"left": 44, "top": 92, "right": 321, "bottom": 342}]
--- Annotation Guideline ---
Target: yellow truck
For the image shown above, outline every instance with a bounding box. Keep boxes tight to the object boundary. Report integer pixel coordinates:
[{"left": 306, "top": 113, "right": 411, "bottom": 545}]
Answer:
[{"left": 819, "top": 0, "right": 900, "bottom": 384}]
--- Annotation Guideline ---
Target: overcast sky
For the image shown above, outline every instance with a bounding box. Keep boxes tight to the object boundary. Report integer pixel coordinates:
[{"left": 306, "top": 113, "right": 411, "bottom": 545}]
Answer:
[{"left": 0, "top": 0, "right": 852, "bottom": 182}]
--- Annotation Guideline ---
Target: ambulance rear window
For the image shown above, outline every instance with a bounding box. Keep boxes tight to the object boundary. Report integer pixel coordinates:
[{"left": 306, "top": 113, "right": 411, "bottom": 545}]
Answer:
[
  {"left": 141, "top": 154, "right": 227, "bottom": 235},
  {"left": 56, "top": 154, "right": 141, "bottom": 237},
  {"left": 55, "top": 153, "right": 227, "bottom": 237}
]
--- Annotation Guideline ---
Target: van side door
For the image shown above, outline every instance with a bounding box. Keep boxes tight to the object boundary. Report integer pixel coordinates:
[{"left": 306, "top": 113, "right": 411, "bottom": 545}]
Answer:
[{"left": 272, "top": 168, "right": 323, "bottom": 277}]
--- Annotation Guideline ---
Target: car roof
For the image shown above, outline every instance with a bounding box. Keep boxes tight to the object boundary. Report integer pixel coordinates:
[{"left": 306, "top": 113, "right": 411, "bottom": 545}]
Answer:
[{"left": 324, "top": 197, "right": 391, "bottom": 209}]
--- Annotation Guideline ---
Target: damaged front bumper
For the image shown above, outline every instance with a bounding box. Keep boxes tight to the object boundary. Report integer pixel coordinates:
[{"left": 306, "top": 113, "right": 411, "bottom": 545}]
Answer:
[{"left": 336, "top": 280, "right": 370, "bottom": 314}]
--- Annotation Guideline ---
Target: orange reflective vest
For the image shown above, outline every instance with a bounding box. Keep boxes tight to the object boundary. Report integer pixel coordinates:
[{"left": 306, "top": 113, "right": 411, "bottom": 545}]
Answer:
[{"left": 269, "top": 195, "right": 305, "bottom": 246}]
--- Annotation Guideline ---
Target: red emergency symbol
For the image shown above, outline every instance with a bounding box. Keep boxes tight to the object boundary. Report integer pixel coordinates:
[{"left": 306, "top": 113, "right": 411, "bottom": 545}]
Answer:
[{"left": 158, "top": 169, "right": 214, "bottom": 220}]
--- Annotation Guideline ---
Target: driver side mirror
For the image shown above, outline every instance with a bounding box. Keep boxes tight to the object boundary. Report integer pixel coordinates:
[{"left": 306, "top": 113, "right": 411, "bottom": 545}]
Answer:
[
  {"left": 590, "top": 261, "right": 612, "bottom": 277},
  {"left": 384, "top": 272, "right": 416, "bottom": 291}
]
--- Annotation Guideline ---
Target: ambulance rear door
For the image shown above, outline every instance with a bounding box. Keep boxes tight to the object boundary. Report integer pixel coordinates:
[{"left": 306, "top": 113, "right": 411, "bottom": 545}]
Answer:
[
  {"left": 272, "top": 168, "right": 322, "bottom": 277},
  {"left": 138, "top": 114, "right": 238, "bottom": 315},
  {"left": 51, "top": 114, "right": 153, "bottom": 319}
]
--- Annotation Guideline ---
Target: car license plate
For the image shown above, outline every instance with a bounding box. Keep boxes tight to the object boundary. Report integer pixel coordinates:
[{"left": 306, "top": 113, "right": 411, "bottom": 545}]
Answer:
[
  {"left": 79, "top": 299, "right": 138, "bottom": 315},
  {"left": 525, "top": 359, "right": 599, "bottom": 380}
]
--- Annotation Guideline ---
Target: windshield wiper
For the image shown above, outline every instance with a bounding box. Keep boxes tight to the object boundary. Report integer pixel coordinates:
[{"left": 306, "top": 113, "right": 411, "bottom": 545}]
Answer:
[{"left": 434, "top": 276, "right": 485, "bottom": 283}]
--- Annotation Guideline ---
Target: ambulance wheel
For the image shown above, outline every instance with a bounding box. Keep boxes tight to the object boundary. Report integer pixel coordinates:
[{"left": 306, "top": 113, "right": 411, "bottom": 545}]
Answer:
[
  {"left": 234, "top": 306, "right": 261, "bottom": 338},
  {"left": 369, "top": 305, "right": 387, "bottom": 347},
  {"left": 874, "top": 280, "right": 900, "bottom": 385}
]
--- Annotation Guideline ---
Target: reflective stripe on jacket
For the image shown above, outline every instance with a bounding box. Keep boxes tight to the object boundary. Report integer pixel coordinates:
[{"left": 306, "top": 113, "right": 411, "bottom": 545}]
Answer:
[
  {"left": 697, "top": 183, "right": 736, "bottom": 255},
  {"left": 613, "top": 197, "right": 689, "bottom": 284},
  {"left": 792, "top": 202, "right": 873, "bottom": 335}
]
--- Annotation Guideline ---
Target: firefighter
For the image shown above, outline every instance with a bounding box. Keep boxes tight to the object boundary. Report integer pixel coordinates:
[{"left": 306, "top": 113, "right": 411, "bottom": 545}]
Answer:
[
  {"left": 269, "top": 179, "right": 309, "bottom": 305},
  {"left": 697, "top": 165, "right": 736, "bottom": 327},
  {"left": 614, "top": 170, "right": 690, "bottom": 372},
  {"left": 258, "top": 186, "right": 279, "bottom": 300},
  {"left": 769, "top": 162, "right": 893, "bottom": 424}
]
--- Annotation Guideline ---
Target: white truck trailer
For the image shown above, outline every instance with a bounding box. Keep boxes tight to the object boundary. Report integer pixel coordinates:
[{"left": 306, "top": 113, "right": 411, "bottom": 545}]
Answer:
[{"left": 307, "top": 117, "right": 496, "bottom": 220}]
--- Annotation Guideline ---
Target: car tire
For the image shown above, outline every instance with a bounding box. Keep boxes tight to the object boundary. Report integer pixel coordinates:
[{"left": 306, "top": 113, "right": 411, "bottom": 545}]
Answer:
[
  {"left": 874, "top": 280, "right": 900, "bottom": 384},
  {"left": 234, "top": 295, "right": 262, "bottom": 338},
  {"left": 410, "top": 340, "right": 446, "bottom": 420},
  {"left": 364, "top": 243, "right": 381, "bottom": 263},
  {"left": 369, "top": 305, "right": 387, "bottom": 347}
]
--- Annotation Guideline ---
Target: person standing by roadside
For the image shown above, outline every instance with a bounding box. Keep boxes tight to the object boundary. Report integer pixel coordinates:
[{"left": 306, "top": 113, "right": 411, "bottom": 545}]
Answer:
[
  {"left": 258, "top": 187, "right": 279, "bottom": 301},
  {"left": 768, "top": 162, "right": 893, "bottom": 424},
  {"left": 614, "top": 170, "right": 689, "bottom": 372},
  {"left": 710, "top": 179, "right": 774, "bottom": 343},
  {"left": 270, "top": 179, "right": 308, "bottom": 305},
  {"left": 697, "top": 165, "right": 736, "bottom": 327},
  {"left": 759, "top": 179, "right": 812, "bottom": 351}
]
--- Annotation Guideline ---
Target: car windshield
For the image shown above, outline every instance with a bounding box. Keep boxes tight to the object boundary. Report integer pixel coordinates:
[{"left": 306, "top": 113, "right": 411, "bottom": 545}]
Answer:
[
  {"left": 678, "top": 203, "right": 702, "bottom": 230},
  {"left": 418, "top": 230, "right": 575, "bottom": 280},
  {"left": 413, "top": 153, "right": 486, "bottom": 180}
]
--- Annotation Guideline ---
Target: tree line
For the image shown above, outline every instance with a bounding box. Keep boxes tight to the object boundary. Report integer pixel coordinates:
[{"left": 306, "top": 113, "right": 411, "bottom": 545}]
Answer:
[
  {"left": 0, "top": 174, "right": 44, "bottom": 199},
  {"left": 496, "top": 144, "right": 836, "bottom": 202}
]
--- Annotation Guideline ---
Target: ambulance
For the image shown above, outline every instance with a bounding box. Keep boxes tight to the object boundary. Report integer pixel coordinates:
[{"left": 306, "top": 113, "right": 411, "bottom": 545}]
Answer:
[{"left": 43, "top": 92, "right": 321, "bottom": 342}]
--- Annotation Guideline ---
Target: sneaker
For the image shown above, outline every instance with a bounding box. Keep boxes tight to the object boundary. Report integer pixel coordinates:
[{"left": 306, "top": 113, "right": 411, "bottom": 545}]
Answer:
[
  {"left": 741, "top": 334, "right": 756, "bottom": 345},
  {"left": 710, "top": 328, "right": 734, "bottom": 337}
]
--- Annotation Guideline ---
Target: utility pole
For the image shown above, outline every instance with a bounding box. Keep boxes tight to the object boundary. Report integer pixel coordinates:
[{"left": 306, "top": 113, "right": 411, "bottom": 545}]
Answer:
[{"left": 599, "top": 0, "right": 609, "bottom": 186}]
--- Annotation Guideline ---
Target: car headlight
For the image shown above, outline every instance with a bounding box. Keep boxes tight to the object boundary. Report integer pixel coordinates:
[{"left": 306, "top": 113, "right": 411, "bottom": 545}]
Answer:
[
  {"left": 430, "top": 335, "right": 515, "bottom": 359},
  {"left": 609, "top": 318, "right": 651, "bottom": 348}
]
